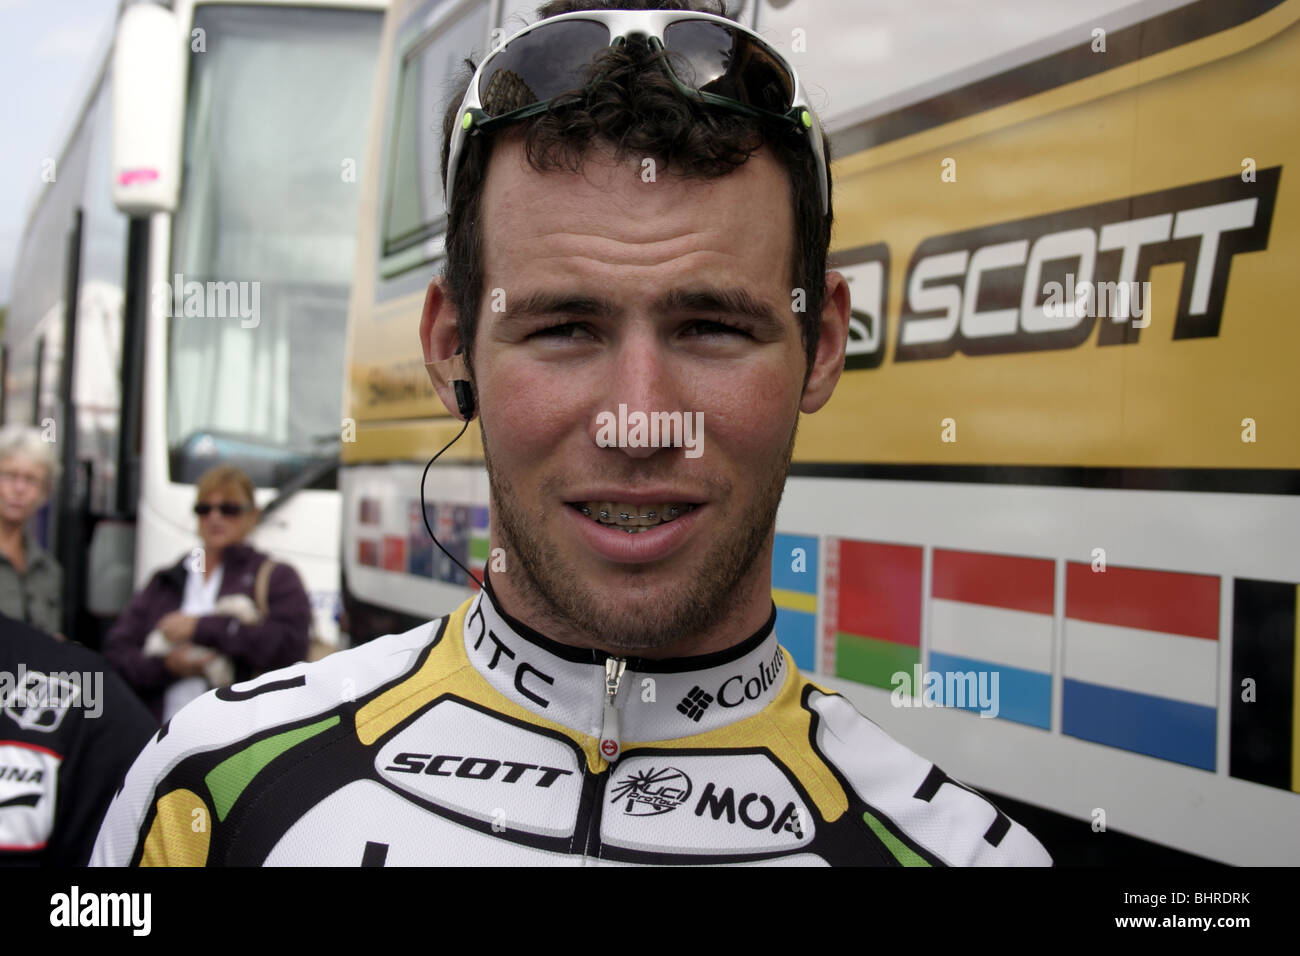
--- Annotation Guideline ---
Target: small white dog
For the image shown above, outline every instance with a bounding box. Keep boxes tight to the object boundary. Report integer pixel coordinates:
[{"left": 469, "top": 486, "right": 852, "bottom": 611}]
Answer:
[{"left": 141, "top": 594, "right": 259, "bottom": 688}]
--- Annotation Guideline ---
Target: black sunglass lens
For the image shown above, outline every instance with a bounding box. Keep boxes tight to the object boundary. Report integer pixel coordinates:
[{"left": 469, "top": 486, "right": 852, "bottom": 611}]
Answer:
[
  {"left": 478, "top": 20, "right": 610, "bottom": 117},
  {"left": 663, "top": 22, "right": 793, "bottom": 114},
  {"left": 195, "top": 504, "right": 244, "bottom": 516}
]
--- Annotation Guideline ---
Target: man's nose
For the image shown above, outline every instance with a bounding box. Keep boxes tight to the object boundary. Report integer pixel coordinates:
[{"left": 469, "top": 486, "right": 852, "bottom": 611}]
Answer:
[{"left": 589, "top": 330, "right": 685, "bottom": 459}]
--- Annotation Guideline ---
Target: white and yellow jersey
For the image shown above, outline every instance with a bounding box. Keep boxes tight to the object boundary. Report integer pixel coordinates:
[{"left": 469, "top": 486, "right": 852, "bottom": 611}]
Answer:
[{"left": 92, "top": 587, "right": 1050, "bottom": 866}]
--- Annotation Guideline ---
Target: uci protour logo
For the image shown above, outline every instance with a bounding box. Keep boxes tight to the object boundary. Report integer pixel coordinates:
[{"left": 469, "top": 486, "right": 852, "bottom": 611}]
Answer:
[
  {"left": 609, "top": 766, "right": 693, "bottom": 815},
  {"left": 595, "top": 404, "right": 704, "bottom": 458}
]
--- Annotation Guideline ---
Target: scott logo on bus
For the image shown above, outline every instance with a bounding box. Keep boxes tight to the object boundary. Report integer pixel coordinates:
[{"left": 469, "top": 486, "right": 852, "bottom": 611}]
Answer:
[{"left": 835, "top": 168, "right": 1279, "bottom": 369}]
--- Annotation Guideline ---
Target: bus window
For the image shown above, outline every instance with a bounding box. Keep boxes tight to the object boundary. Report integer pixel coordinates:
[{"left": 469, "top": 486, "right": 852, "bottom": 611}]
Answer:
[
  {"left": 166, "top": 5, "right": 382, "bottom": 489},
  {"left": 381, "top": 0, "right": 491, "bottom": 269}
]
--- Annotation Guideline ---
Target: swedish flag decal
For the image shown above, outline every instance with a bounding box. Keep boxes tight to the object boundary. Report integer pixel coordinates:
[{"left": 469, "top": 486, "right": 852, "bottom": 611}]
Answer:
[{"left": 772, "top": 533, "right": 818, "bottom": 671}]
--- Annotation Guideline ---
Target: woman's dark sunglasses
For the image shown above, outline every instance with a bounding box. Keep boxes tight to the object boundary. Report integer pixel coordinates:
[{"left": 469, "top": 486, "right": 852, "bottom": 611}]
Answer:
[{"left": 194, "top": 503, "right": 248, "bottom": 517}]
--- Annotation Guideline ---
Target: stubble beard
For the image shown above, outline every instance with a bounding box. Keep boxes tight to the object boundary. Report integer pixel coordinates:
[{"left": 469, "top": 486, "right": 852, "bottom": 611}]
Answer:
[{"left": 482, "top": 421, "right": 798, "bottom": 654}]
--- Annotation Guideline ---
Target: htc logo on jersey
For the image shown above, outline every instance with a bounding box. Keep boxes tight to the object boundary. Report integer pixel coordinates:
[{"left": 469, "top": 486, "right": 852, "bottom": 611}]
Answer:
[
  {"left": 468, "top": 605, "right": 556, "bottom": 708},
  {"left": 384, "top": 753, "right": 573, "bottom": 788}
]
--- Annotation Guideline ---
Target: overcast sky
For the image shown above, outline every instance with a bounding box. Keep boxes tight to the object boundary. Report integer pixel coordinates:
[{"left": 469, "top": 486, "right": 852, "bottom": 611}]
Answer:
[{"left": 0, "top": 0, "right": 120, "bottom": 306}]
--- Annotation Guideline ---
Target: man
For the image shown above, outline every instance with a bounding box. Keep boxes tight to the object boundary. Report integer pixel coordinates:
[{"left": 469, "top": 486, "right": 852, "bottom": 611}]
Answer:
[
  {"left": 93, "top": 0, "right": 1051, "bottom": 865},
  {"left": 0, "top": 426, "right": 63, "bottom": 637},
  {"left": 1, "top": 613, "right": 156, "bottom": 865}
]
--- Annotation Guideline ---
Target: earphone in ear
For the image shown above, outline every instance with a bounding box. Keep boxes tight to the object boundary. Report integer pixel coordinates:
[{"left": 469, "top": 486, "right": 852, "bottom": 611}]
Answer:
[
  {"left": 453, "top": 378, "right": 475, "bottom": 420},
  {"left": 451, "top": 345, "right": 475, "bottom": 421},
  {"left": 419, "top": 341, "right": 483, "bottom": 591},
  {"left": 424, "top": 344, "right": 476, "bottom": 421}
]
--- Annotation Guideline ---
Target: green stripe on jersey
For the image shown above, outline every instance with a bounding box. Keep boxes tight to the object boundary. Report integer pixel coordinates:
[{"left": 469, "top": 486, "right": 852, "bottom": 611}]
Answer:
[
  {"left": 862, "top": 809, "right": 931, "bottom": 866},
  {"left": 206, "top": 715, "right": 340, "bottom": 821}
]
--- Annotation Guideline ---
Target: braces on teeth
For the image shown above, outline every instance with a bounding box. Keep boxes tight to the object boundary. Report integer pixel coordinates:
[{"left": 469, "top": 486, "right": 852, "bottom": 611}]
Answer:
[
  {"left": 577, "top": 504, "right": 695, "bottom": 531},
  {"left": 580, "top": 506, "right": 679, "bottom": 520}
]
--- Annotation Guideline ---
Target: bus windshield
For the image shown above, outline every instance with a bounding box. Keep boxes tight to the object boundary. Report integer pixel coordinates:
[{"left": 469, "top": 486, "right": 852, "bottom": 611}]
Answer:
[{"left": 167, "top": 4, "right": 382, "bottom": 488}]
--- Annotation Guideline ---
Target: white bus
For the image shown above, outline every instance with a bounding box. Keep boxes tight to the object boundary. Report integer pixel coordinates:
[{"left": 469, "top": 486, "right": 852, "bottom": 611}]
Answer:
[
  {"left": 339, "top": 0, "right": 1300, "bottom": 864},
  {"left": 4, "top": 0, "right": 388, "bottom": 645}
]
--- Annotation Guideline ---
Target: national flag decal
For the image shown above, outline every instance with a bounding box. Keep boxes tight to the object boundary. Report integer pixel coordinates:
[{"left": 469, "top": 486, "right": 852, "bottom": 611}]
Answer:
[
  {"left": 827, "top": 538, "right": 923, "bottom": 690},
  {"left": 1062, "top": 563, "right": 1218, "bottom": 770},
  {"left": 469, "top": 506, "right": 490, "bottom": 591},
  {"left": 929, "top": 549, "right": 1054, "bottom": 728},
  {"left": 772, "top": 533, "right": 817, "bottom": 671},
  {"left": 1229, "top": 578, "right": 1299, "bottom": 793}
]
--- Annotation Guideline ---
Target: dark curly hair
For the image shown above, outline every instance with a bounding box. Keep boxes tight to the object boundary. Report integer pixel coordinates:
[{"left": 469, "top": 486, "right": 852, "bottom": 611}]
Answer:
[{"left": 439, "top": 0, "right": 833, "bottom": 383}]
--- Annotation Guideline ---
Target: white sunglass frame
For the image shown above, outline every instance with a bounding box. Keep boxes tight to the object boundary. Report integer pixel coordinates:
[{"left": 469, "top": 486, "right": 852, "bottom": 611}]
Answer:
[{"left": 442, "top": 9, "right": 829, "bottom": 216}]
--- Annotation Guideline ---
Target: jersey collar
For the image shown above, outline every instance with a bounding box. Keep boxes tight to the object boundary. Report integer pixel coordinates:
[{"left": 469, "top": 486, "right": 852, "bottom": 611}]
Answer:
[{"left": 463, "top": 584, "right": 786, "bottom": 743}]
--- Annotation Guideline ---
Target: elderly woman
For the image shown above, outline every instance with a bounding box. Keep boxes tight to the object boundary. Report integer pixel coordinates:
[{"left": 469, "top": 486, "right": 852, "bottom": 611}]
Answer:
[
  {"left": 0, "top": 425, "right": 62, "bottom": 635},
  {"left": 104, "top": 464, "right": 312, "bottom": 720}
]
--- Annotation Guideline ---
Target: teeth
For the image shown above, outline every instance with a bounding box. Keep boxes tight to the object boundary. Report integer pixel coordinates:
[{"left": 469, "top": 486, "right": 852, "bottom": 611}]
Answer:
[{"left": 576, "top": 501, "right": 696, "bottom": 531}]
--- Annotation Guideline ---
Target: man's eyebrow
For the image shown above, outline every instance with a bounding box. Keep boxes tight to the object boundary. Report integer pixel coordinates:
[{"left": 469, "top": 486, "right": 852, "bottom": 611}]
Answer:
[
  {"left": 656, "top": 287, "right": 784, "bottom": 327},
  {"left": 501, "top": 287, "right": 786, "bottom": 329},
  {"left": 504, "top": 292, "right": 619, "bottom": 320}
]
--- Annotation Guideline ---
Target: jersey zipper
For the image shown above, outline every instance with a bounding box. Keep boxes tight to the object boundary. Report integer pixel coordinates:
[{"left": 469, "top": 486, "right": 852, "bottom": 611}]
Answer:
[
  {"left": 598, "top": 656, "right": 627, "bottom": 763},
  {"left": 577, "top": 655, "right": 628, "bottom": 862}
]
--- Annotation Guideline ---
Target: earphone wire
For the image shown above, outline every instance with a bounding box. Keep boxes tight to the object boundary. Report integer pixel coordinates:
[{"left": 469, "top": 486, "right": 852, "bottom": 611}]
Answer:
[{"left": 419, "top": 415, "right": 485, "bottom": 591}]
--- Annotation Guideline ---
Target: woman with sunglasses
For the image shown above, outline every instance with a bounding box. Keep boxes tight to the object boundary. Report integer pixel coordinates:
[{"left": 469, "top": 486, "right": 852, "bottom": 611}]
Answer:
[{"left": 104, "top": 465, "right": 312, "bottom": 720}]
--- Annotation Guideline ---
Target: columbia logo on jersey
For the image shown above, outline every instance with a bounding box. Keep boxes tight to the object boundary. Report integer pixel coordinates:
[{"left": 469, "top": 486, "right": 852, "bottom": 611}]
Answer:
[{"left": 677, "top": 686, "right": 713, "bottom": 721}]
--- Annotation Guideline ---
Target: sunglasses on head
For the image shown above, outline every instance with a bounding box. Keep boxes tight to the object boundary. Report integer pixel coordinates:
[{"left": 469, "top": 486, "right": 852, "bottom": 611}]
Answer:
[
  {"left": 444, "top": 10, "right": 828, "bottom": 216},
  {"left": 194, "top": 503, "right": 248, "bottom": 518}
]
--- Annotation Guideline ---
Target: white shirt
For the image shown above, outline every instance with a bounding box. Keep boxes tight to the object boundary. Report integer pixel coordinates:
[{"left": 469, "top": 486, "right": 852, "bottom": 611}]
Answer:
[{"left": 161, "top": 562, "right": 224, "bottom": 721}]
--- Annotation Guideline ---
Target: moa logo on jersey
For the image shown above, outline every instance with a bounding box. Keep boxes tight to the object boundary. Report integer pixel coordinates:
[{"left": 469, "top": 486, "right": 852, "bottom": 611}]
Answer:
[
  {"left": 609, "top": 766, "right": 692, "bottom": 815},
  {"left": 693, "top": 782, "right": 804, "bottom": 837}
]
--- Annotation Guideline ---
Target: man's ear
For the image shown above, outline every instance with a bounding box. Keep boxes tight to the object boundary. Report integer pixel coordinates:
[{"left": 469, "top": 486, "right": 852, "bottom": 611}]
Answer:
[
  {"left": 800, "top": 271, "right": 851, "bottom": 414},
  {"left": 419, "top": 277, "right": 473, "bottom": 420}
]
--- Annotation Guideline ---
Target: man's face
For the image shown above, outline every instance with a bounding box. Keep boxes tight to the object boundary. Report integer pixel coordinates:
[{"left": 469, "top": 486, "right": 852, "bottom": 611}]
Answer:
[{"left": 468, "top": 140, "right": 816, "bottom": 654}]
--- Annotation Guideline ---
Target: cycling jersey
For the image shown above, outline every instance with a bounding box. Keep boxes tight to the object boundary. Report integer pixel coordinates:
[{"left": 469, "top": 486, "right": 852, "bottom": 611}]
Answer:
[
  {"left": 1, "top": 615, "right": 157, "bottom": 865},
  {"left": 91, "top": 586, "right": 1051, "bottom": 866}
]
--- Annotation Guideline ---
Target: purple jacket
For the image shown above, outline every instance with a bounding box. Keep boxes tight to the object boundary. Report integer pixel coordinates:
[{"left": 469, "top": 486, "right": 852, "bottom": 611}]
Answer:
[{"left": 103, "top": 544, "right": 312, "bottom": 720}]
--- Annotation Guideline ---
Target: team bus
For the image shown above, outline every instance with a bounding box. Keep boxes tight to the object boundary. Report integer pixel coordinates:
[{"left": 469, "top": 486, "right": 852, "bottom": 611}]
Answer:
[
  {"left": 339, "top": 0, "right": 1300, "bottom": 864},
  {"left": 3, "top": 0, "right": 387, "bottom": 644}
]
